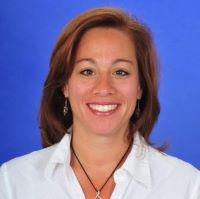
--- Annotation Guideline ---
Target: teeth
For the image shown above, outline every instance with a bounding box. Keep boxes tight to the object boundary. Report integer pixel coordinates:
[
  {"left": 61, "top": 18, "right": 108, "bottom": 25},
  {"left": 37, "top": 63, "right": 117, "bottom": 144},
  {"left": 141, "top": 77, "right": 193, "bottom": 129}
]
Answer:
[{"left": 89, "top": 104, "right": 118, "bottom": 112}]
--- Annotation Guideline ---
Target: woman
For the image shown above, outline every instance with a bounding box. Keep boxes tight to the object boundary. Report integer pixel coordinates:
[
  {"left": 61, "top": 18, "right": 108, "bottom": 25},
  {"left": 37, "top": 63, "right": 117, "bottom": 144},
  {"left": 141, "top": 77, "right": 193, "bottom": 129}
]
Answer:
[{"left": 0, "top": 7, "right": 199, "bottom": 199}]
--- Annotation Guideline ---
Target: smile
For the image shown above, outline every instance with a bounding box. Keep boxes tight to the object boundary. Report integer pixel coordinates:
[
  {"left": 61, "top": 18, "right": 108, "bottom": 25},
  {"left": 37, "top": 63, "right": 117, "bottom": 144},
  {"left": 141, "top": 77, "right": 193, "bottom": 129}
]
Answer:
[{"left": 88, "top": 104, "right": 118, "bottom": 112}]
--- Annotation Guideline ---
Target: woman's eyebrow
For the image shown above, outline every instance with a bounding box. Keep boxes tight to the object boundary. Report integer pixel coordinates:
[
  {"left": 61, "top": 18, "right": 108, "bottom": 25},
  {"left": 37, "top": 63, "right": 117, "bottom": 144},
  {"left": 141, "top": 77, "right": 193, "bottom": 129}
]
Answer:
[
  {"left": 75, "top": 58, "right": 96, "bottom": 64},
  {"left": 112, "top": 58, "right": 135, "bottom": 65},
  {"left": 75, "top": 58, "right": 135, "bottom": 65}
]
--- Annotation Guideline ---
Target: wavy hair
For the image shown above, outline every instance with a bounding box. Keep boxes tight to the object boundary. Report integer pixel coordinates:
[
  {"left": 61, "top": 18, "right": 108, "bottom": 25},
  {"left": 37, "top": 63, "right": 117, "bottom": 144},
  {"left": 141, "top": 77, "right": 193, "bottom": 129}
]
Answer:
[{"left": 40, "top": 7, "right": 160, "bottom": 147}]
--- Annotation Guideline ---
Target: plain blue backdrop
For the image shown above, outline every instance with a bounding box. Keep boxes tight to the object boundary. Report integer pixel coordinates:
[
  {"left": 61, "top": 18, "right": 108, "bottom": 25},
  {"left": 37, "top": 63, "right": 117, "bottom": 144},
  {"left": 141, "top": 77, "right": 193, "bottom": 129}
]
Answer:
[{"left": 0, "top": 0, "right": 200, "bottom": 168}]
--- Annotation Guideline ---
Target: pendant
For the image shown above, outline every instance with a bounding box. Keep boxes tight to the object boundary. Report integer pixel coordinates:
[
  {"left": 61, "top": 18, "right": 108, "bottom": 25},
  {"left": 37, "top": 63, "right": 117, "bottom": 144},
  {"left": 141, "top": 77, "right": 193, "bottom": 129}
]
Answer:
[{"left": 94, "top": 191, "right": 102, "bottom": 199}]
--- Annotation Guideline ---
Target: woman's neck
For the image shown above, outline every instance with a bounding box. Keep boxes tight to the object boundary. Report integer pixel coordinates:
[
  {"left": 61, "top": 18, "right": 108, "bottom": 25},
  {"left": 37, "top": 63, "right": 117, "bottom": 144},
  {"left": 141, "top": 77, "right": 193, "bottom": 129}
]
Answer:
[{"left": 70, "top": 125, "right": 131, "bottom": 167}]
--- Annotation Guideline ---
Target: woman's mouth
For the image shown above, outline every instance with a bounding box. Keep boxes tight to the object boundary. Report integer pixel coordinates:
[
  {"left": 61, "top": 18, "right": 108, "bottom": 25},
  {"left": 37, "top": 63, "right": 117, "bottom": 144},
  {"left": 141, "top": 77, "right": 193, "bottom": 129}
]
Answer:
[
  {"left": 88, "top": 104, "right": 118, "bottom": 112},
  {"left": 87, "top": 103, "right": 119, "bottom": 116}
]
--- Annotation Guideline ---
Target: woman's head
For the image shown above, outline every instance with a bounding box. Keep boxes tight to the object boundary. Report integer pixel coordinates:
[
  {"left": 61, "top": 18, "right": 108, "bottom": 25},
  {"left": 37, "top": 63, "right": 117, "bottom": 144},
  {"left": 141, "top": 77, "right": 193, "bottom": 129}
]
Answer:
[
  {"left": 62, "top": 27, "right": 142, "bottom": 139},
  {"left": 40, "top": 7, "right": 160, "bottom": 147}
]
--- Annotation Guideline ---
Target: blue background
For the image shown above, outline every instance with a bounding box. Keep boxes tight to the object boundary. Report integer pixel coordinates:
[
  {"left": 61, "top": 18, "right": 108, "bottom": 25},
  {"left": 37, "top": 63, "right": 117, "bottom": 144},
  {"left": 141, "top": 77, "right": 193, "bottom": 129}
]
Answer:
[{"left": 0, "top": 0, "right": 200, "bottom": 168}]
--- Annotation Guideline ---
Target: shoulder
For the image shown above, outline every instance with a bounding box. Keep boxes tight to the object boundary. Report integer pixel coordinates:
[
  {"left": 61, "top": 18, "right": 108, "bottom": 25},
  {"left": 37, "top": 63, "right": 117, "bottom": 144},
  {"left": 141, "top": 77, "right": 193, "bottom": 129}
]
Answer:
[
  {"left": 148, "top": 145, "right": 199, "bottom": 174},
  {"left": 0, "top": 133, "right": 71, "bottom": 179},
  {"left": 0, "top": 144, "right": 58, "bottom": 178},
  {"left": 147, "top": 145, "right": 200, "bottom": 192},
  {"left": 0, "top": 145, "right": 59, "bottom": 198},
  {"left": 0, "top": 133, "right": 73, "bottom": 198}
]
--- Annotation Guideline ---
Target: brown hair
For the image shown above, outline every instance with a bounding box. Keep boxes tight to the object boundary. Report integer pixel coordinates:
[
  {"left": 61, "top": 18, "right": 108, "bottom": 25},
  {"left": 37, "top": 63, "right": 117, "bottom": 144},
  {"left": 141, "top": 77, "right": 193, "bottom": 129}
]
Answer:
[{"left": 40, "top": 7, "right": 160, "bottom": 148}]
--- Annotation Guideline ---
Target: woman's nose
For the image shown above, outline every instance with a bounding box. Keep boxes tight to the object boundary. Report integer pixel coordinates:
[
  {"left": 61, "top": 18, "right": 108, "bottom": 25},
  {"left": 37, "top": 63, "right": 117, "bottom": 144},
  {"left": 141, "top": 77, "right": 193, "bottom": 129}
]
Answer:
[{"left": 93, "top": 73, "right": 115, "bottom": 96}]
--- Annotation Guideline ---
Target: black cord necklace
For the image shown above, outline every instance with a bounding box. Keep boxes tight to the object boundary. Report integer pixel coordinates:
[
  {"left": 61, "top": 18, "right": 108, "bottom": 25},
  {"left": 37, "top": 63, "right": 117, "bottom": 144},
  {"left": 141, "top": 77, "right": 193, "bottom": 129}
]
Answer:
[{"left": 70, "top": 138, "right": 132, "bottom": 199}]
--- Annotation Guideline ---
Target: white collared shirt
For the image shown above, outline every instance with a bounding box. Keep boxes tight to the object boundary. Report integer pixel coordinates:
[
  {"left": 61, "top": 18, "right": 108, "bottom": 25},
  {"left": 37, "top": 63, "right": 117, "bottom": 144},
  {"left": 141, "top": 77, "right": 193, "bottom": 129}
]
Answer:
[{"left": 0, "top": 132, "right": 199, "bottom": 199}]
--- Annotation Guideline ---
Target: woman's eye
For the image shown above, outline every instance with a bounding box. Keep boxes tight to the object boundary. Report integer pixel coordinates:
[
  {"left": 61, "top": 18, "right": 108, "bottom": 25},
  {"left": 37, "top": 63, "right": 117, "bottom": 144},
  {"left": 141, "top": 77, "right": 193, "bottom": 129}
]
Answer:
[
  {"left": 80, "top": 69, "right": 94, "bottom": 76},
  {"left": 114, "top": 70, "right": 129, "bottom": 76}
]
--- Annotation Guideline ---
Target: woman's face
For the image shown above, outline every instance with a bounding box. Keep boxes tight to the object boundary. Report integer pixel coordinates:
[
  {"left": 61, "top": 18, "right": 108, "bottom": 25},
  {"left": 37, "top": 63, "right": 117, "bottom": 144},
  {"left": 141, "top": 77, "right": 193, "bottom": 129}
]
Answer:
[{"left": 63, "top": 27, "right": 142, "bottom": 137}]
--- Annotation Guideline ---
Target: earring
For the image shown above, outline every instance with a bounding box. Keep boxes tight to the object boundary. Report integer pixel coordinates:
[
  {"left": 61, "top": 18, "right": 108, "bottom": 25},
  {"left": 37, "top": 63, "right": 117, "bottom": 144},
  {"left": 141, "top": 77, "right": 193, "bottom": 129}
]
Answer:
[
  {"left": 63, "top": 99, "right": 68, "bottom": 116},
  {"left": 135, "top": 100, "right": 140, "bottom": 118}
]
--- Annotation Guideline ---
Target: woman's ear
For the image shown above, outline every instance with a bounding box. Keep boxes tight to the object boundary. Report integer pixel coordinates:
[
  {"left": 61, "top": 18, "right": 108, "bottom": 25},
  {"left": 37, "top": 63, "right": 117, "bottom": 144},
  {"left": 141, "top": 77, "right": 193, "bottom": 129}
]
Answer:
[{"left": 63, "top": 84, "right": 69, "bottom": 98}]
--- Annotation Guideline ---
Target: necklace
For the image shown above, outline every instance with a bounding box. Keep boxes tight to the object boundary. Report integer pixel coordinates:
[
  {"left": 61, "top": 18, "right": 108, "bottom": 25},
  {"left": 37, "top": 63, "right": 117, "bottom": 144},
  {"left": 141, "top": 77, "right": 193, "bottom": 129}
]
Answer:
[{"left": 71, "top": 139, "right": 132, "bottom": 199}]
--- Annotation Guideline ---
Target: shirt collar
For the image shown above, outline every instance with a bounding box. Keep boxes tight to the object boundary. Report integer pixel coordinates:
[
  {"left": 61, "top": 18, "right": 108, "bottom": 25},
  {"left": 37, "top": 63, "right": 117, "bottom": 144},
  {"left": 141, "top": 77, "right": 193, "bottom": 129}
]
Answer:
[
  {"left": 45, "top": 132, "right": 72, "bottom": 179},
  {"left": 45, "top": 130, "right": 152, "bottom": 188},
  {"left": 120, "top": 132, "right": 152, "bottom": 188}
]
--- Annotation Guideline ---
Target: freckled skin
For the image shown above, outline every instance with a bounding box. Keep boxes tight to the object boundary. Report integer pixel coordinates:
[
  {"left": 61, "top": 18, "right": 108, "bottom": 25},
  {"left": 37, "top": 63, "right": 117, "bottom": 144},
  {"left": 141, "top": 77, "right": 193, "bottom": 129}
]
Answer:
[{"left": 63, "top": 27, "right": 142, "bottom": 138}]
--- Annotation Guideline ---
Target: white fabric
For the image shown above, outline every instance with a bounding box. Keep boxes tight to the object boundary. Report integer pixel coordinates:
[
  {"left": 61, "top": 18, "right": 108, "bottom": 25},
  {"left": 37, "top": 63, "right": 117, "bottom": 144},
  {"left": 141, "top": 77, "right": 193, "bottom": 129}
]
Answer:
[{"left": 0, "top": 132, "right": 199, "bottom": 199}]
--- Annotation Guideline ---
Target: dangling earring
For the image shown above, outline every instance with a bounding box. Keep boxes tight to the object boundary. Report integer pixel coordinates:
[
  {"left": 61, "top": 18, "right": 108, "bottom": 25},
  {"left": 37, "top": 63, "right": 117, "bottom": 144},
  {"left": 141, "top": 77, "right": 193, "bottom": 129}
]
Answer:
[
  {"left": 63, "top": 99, "right": 68, "bottom": 116},
  {"left": 135, "top": 100, "right": 140, "bottom": 118}
]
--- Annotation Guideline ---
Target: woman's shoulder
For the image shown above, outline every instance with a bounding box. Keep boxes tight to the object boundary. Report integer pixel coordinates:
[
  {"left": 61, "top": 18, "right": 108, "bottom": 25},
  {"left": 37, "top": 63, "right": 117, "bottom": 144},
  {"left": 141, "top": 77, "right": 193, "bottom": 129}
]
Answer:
[
  {"left": 136, "top": 132, "right": 199, "bottom": 176},
  {"left": 1, "top": 133, "right": 71, "bottom": 180},
  {"left": 1, "top": 144, "right": 58, "bottom": 176},
  {"left": 147, "top": 145, "right": 199, "bottom": 181},
  {"left": 0, "top": 134, "right": 72, "bottom": 198}
]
